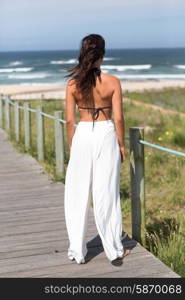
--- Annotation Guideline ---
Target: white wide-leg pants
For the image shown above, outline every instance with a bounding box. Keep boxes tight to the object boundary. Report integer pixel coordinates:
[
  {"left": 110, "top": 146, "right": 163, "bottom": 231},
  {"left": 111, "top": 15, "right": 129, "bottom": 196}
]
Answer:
[{"left": 64, "top": 119, "right": 124, "bottom": 263}]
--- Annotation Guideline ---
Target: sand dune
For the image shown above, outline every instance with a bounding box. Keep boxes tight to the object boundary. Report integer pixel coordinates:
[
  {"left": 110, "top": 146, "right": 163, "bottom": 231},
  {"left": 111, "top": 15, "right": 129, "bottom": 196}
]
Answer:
[{"left": 0, "top": 80, "right": 185, "bottom": 100}]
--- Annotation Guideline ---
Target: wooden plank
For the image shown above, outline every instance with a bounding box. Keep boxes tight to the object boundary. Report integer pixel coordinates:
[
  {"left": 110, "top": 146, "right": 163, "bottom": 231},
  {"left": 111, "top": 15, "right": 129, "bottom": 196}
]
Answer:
[
  {"left": 5, "top": 96, "right": 10, "bottom": 131},
  {"left": 0, "top": 209, "right": 64, "bottom": 220},
  {"left": 0, "top": 203, "right": 63, "bottom": 212},
  {"left": 129, "top": 127, "right": 146, "bottom": 245},
  {"left": 0, "top": 190, "right": 63, "bottom": 198},
  {"left": 0, "top": 191, "right": 63, "bottom": 199},
  {"left": 0, "top": 221, "right": 97, "bottom": 237},
  {"left": 0, "top": 97, "right": 3, "bottom": 128},
  {"left": 36, "top": 105, "right": 45, "bottom": 161},
  {"left": 0, "top": 170, "right": 46, "bottom": 176},
  {"left": 14, "top": 102, "right": 20, "bottom": 142},
  {"left": 0, "top": 206, "right": 64, "bottom": 216},
  {"left": 0, "top": 184, "right": 63, "bottom": 193},
  {"left": 54, "top": 111, "right": 64, "bottom": 176},
  {"left": 0, "top": 244, "right": 64, "bottom": 260},
  {"left": 1, "top": 168, "right": 47, "bottom": 178},
  {"left": 0, "top": 217, "right": 66, "bottom": 227},
  {"left": 23, "top": 102, "right": 31, "bottom": 150},
  {"left": 137, "top": 272, "right": 180, "bottom": 278}
]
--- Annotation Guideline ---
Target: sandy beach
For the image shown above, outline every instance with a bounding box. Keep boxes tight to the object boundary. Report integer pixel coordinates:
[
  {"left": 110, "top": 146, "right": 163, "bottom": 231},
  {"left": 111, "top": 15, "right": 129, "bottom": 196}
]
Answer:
[{"left": 0, "top": 80, "right": 185, "bottom": 100}]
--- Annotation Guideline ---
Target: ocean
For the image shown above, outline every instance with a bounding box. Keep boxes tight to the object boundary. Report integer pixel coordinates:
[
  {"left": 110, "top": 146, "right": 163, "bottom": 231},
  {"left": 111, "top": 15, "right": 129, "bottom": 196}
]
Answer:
[{"left": 0, "top": 48, "right": 185, "bottom": 85}]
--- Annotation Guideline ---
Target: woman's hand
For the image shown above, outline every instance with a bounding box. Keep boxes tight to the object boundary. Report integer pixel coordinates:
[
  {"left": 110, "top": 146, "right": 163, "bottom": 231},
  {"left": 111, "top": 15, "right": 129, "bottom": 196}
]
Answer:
[{"left": 120, "top": 146, "right": 126, "bottom": 163}]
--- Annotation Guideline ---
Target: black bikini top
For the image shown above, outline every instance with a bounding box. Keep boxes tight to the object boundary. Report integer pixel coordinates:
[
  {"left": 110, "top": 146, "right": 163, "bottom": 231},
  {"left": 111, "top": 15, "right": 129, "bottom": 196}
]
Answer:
[{"left": 78, "top": 105, "right": 112, "bottom": 129}]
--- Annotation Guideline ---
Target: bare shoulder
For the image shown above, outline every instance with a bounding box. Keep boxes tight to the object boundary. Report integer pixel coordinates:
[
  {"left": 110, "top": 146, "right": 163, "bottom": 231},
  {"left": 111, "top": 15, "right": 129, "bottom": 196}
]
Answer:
[
  {"left": 66, "top": 78, "right": 76, "bottom": 93},
  {"left": 101, "top": 72, "right": 121, "bottom": 86},
  {"left": 67, "top": 78, "right": 76, "bottom": 87}
]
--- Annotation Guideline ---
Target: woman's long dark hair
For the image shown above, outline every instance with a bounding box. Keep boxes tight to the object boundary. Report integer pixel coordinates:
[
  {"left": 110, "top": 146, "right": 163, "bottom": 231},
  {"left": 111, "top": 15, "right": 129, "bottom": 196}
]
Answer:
[{"left": 65, "top": 34, "right": 105, "bottom": 100}]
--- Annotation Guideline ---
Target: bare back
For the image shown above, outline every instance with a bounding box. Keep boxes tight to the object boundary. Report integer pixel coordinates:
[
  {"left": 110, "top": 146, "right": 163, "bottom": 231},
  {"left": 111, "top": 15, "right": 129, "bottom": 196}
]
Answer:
[
  {"left": 66, "top": 71, "right": 125, "bottom": 149},
  {"left": 72, "top": 72, "right": 116, "bottom": 122}
]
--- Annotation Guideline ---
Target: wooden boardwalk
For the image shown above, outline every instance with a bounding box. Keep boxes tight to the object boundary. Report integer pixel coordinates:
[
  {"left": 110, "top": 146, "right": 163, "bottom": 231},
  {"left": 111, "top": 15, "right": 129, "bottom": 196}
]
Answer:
[{"left": 0, "top": 128, "right": 180, "bottom": 278}]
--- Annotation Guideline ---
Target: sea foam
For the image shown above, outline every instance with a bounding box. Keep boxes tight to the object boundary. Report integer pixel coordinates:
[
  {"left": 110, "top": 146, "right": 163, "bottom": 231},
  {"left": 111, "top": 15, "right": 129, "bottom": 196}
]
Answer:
[
  {"left": 50, "top": 59, "right": 77, "bottom": 64},
  {"left": 103, "top": 57, "right": 115, "bottom": 61},
  {"left": 101, "top": 64, "right": 152, "bottom": 71},
  {"left": 116, "top": 74, "right": 185, "bottom": 80},
  {"left": 8, "top": 73, "right": 49, "bottom": 79},
  {"left": 9, "top": 61, "right": 23, "bottom": 66},
  {"left": 50, "top": 57, "right": 115, "bottom": 65},
  {"left": 0, "top": 68, "right": 33, "bottom": 73},
  {"left": 174, "top": 65, "right": 185, "bottom": 69}
]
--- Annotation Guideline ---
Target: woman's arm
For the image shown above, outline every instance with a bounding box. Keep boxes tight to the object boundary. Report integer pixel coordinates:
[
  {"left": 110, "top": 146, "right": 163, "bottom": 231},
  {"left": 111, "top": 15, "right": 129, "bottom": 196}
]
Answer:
[
  {"left": 65, "top": 80, "right": 76, "bottom": 150},
  {"left": 112, "top": 77, "right": 126, "bottom": 162}
]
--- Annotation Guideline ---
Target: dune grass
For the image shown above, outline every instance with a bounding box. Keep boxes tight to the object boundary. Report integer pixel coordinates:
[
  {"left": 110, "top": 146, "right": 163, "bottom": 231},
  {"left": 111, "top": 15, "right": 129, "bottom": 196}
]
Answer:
[
  {"left": 3, "top": 89, "right": 185, "bottom": 277},
  {"left": 125, "top": 86, "right": 185, "bottom": 113}
]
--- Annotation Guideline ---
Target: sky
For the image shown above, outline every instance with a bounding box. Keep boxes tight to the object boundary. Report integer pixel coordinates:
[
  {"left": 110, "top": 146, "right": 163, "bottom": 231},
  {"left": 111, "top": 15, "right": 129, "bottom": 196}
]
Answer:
[{"left": 1, "top": 0, "right": 185, "bottom": 51}]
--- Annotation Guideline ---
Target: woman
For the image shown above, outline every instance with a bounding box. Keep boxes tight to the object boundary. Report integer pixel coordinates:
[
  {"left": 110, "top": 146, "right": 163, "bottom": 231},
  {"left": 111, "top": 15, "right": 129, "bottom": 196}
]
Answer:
[{"left": 64, "top": 34, "right": 128, "bottom": 266}]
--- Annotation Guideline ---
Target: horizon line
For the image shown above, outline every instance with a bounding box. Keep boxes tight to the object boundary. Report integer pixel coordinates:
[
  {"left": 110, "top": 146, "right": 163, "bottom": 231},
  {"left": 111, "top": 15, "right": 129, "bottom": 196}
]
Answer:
[{"left": 0, "top": 46, "right": 185, "bottom": 53}]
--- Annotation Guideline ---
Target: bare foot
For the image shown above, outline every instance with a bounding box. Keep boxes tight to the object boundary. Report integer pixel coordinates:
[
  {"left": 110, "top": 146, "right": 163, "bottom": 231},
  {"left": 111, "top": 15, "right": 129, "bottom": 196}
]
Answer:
[
  {"left": 123, "top": 248, "right": 131, "bottom": 257},
  {"left": 117, "top": 248, "right": 131, "bottom": 259}
]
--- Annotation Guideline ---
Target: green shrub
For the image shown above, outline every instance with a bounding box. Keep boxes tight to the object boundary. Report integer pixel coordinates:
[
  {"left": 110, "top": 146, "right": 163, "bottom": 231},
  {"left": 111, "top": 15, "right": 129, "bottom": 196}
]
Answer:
[
  {"left": 173, "top": 131, "right": 185, "bottom": 148},
  {"left": 146, "top": 218, "right": 185, "bottom": 277}
]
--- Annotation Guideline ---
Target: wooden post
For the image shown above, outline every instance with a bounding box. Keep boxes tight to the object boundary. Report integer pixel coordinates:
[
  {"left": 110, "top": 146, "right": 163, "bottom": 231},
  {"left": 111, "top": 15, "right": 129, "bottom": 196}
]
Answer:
[
  {"left": 14, "top": 102, "right": 20, "bottom": 142},
  {"left": 36, "top": 105, "right": 45, "bottom": 161},
  {"left": 23, "top": 102, "right": 31, "bottom": 151},
  {"left": 129, "top": 127, "right": 146, "bottom": 245},
  {"left": 0, "top": 95, "right": 3, "bottom": 128},
  {"left": 5, "top": 96, "right": 10, "bottom": 132},
  {"left": 54, "top": 111, "right": 64, "bottom": 177}
]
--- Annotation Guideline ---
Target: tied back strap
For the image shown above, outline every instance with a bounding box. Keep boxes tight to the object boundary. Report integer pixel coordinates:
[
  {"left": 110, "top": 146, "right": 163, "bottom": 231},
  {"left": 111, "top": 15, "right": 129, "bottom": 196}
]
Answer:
[
  {"left": 78, "top": 106, "right": 112, "bottom": 130},
  {"left": 91, "top": 67, "right": 101, "bottom": 76}
]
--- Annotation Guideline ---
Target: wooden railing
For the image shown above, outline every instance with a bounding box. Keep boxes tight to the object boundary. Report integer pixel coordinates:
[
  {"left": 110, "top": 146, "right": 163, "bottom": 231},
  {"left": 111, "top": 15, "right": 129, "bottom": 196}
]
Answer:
[{"left": 0, "top": 95, "right": 66, "bottom": 177}]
